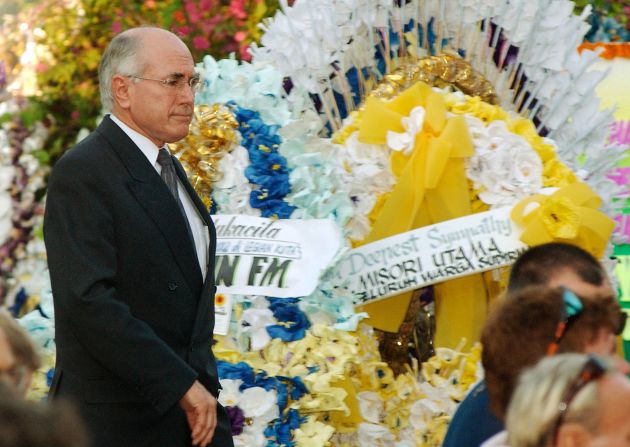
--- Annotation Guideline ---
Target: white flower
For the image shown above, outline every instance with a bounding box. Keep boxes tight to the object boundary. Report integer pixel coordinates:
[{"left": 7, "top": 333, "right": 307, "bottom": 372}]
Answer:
[
  {"left": 0, "top": 166, "right": 14, "bottom": 190},
  {"left": 356, "top": 391, "right": 383, "bottom": 423},
  {"left": 337, "top": 132, "right": 395, "bottom": 240},
  {"left": 217, "top": 379, "right": 278, "bottom": 445},
  {"left": 386, "top": 106, "right": 425, "bottom": 156},
  {"left": 214, "top": 146, "right": 259, "bottom": 216},
  {"left": 218, "top": 379, "right": 243, "bottom": 408},
  {"left": 238, "top": 296, "right": 276, "bottom": 351},
  {"left": 0, "top": 194, "right": 12, "bottom": 243},
  {"left": 357, "top": 423, "right": 396, "bottom": 447},
  {"left": 408, "top": 398, "right": 447, "bottom": 431},
  {"left": 239, "top": 386, "right": 279, "bottom": 424},
  {"left": 233, "top": 422, "right": 267, "bottom": 447},
  {"left": 215, "top": 146, "right": 249, "bottom": 190},
  {"left": 465, "top": 118, "right": 543, "bottom": 207}
]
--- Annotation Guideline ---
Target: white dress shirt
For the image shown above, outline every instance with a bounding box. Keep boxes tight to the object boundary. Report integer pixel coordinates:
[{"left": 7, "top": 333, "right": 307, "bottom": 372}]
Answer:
[{"left": 110, "top": 114, "right": 210, "bottom": 279}]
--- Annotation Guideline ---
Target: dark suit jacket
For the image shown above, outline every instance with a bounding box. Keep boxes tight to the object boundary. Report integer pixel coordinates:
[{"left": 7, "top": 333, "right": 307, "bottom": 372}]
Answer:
[
  {"left": 441, "top": 380, "right": 503, "bottom": 447},
  {"left": 44, "top": 115, "right": 233, "bottom": 447}
]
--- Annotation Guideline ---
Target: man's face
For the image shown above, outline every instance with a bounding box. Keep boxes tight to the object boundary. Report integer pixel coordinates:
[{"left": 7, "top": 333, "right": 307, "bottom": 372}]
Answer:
[
  {"left": 118, "top": 30, "right": 196, "bottom": 147},
  {"left": 584, "top": 372, "right": 630, "bottom": 447}
]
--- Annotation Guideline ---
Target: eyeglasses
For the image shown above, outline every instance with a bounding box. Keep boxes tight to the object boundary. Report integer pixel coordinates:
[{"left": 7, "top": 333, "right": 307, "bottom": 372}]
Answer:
[
  {"left": 547, "top": 288, "right": 584, "bottom": 356},
  {"left": 127, "top": 73, "right": 201, "bottom": 92},
  {"left": 549, "top": 355, "right": 607, "bottom": 445}
]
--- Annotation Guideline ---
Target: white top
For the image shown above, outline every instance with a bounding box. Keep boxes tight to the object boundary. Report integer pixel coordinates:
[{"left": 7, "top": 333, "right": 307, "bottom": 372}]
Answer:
[{"left": 110, "top": 114, "right": 209, "bottom": 279}]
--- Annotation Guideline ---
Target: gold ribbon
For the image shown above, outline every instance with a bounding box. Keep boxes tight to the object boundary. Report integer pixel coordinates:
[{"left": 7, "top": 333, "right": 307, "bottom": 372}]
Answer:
[
  {"left": 354, "top": 81, "right": 477, "bottom": 335},
  {"left": 169, "top": 104, "right": 239, "bottom": 209},
  {"left": 511, "top": 182, "right": 615, "bottom": 259}
]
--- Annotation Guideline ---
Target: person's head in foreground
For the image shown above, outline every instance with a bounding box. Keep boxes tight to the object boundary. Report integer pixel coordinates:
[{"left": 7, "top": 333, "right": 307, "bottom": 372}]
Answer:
[
  {"left": 0, "top": 383, "right": 89, "bottom": 447},
  {"left": 0, "top": 311, "right": 40, "bottom": 395},
  {"left": 482, "top": 286, "right": 627, "bottom": 421},
  {"left": 506, "top": 353, "right": 630, "bottom": 447},
  {"left": 507, "top": 242, "right": 613, "bottom": 297}
]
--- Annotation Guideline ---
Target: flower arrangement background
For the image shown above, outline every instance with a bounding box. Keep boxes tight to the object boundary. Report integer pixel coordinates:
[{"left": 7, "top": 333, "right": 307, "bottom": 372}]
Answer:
[{"left": 0, "top": 0, "right": 280, "bottom": 165}]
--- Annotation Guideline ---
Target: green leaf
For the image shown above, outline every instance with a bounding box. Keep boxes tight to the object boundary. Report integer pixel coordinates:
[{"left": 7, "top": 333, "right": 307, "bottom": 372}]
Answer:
[
  {"left": 19, "top": 103, "right": 46, "bottom": 127},
  {"left": 33, "top": 150, "right": 50, "bottom": 165}
]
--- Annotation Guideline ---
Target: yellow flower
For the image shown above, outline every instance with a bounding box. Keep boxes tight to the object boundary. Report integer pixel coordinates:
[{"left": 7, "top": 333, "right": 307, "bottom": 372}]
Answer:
[
  {"left": 508, "top": 118, "right": 539, "bottom": 144},
  {"left": 384, "top": 398, "right": 410, "bottom": 430},
  {"left": 543, "top": 158, "right": 577, "bottom": 187},
  {"left": 539, "top": 196, "right": 581, "bottom": 239},
  {"left": 294, "top": 416, "right": 335, "bottom": 447},
  {"left": 507, "top": 118, "right": 565, "bottom": 163},
  {"left": 424, "top": 415, "right": 452, "bottom": 447},
  {"left": 450, "top": 96, "right": 508, "bottom": 123},
  {"left": 213, "top": 336, "right": 243, "bottom": 364}
]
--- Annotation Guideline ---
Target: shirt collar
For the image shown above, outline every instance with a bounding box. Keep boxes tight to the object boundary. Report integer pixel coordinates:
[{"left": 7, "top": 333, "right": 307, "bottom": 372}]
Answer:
[{"left": 109, "top": 114, "right": 161, "bottom": 168}]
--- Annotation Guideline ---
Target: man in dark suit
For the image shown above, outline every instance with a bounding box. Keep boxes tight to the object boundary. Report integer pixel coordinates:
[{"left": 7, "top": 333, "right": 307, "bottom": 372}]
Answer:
[{"left": 44, "top": 27, "right": 233, "bottom": 447}]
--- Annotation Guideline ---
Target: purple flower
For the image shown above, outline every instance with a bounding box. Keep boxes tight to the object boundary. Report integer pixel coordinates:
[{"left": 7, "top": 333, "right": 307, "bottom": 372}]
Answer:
[
  {"left": 225, "top": 405, "right": 245, "bottom": 436},
  {"left": 0, "top": 61, "right": 6, "bottom": 90}
]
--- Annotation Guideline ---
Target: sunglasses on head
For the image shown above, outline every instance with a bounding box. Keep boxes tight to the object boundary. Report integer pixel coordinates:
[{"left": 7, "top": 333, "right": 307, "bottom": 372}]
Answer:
[
  {"left": 547, "top": 288, "right": 584, "bottom": 356},
  {"left": 549, "top": 355, "right": 608, "bottom": 446}
]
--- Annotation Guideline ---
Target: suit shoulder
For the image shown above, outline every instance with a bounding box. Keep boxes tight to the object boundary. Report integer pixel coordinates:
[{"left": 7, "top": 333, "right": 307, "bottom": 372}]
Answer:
[{"left": 50, "top": 131, "right": 114, "bottom": 179}]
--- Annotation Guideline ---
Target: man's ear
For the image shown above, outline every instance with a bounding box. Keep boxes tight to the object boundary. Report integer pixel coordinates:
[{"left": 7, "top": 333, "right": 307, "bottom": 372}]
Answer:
[
  {"left": 555, "top": 422, "right": 591, "bottom": 447},
  {"left": 111, "top": 74, "right": 131, "bottom": 109}
]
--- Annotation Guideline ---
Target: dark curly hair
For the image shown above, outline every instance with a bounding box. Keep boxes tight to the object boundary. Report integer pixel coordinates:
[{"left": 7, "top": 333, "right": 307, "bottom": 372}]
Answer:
[{"left": 481, "top": 285, "right": 622, "bottom": 421}]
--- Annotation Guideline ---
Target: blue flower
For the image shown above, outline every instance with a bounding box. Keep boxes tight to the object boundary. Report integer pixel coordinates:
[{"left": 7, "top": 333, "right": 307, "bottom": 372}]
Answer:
[
  {"left": 264, "top": 408, "right": 304, "bottom": 447},
  {"left": 218, "top": 361, "right": 255, "bottom": 384},
  {"left": 287, "top": 376, "right": 308, "bottom": 401},
  {"left": 265, "top": 298, "right": 311, "bottom": 342},
  {"left": 228, "top": 104, "right": 295, "bottom": 218},
  {"left": 46, "top": 368, "right": 55, "bottom": 387}
]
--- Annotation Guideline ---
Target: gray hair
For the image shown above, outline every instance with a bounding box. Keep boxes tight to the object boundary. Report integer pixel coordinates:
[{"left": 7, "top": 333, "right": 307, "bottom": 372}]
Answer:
[
  {"left": 98, "top": 29, "right": 145, "bottom": 112},
  {"left": 506, "top": 354, "right": 606, "bottom": 447}
]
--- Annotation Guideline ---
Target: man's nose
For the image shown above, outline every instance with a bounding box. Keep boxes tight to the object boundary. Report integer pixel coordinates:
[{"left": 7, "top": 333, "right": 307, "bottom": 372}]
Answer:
[{"left": 178, "top": 83, "right": 195, "bottom": 103}]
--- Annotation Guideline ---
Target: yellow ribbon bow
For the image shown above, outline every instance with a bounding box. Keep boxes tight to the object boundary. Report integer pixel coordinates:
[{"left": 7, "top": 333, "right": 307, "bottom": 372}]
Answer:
[
  {"left": 357, "top": 81, "right": 474, "bottom": 244},
  {"left": 511, "top": 182, "right": 615, "bottom": 259},
  {"left": 354, "top": 82, "right": 481, "bottom": 340}
]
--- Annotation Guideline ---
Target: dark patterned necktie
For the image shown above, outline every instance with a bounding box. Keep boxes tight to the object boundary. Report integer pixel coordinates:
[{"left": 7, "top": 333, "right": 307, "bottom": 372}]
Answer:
[{"left": 157, "top": 148, "right": 195, "bottom": 247}]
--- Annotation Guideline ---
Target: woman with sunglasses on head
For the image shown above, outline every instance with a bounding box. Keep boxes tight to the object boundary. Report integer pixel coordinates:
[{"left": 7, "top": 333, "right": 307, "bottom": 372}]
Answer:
[
  {"left": 506, "top": 353, "right": 630, "bottom": 447},
  {"left": 480, "top": 286, "right": 629, "bottom": 447}
]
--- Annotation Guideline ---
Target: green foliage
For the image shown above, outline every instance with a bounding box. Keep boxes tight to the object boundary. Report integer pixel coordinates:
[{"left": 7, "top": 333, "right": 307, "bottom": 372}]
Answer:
[
  {"left": 18, "top": 101, "right": 46, "bottom": 127},
  {"left": 1, "top": 0, "right": 281, "bottom": 164}
]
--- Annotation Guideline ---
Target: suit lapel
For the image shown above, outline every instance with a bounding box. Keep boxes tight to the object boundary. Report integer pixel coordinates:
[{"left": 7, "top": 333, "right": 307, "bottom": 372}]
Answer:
[{"left": 97, "top": 116, "right": 203, "bottom": 292}]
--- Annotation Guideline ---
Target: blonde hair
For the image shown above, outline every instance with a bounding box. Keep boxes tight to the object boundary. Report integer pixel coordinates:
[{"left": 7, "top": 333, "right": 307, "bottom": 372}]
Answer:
[{"left": 506, "top": 354, "right": 605, "bottom": 447}]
